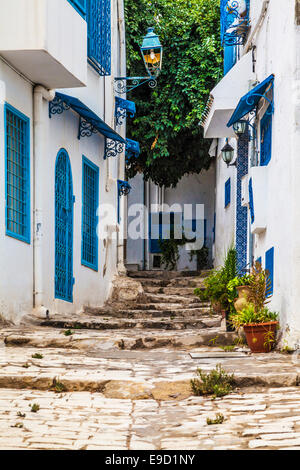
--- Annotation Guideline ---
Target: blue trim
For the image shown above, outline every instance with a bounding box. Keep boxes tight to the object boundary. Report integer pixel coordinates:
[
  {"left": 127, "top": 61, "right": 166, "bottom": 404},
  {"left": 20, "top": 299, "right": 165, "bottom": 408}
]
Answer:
[
  {"left": 5, "top": 103, "right": 30, "bottom": 244},
  {"left": 223, "top": 44, "right": 236, "bottom": 75},
  {"left": 115, "top": 97, "right": 136, "bottom": 125},
  {"left": 221, "top": 0, "right": 250, "bottom": 46},
  {"left": 265, "top": 247, "right": 274, "bottom": 296},
  {"left": 227, "top": 75, "right": 275, "bottom": 127},
  {"left": 81, "top": 156, "right": 99, "bottom": 272},
  {"left": 87, "top": 0, "right": 111, "bottom": 76},
  {"left": 260, "top": 106, "right": 273, "bottom": 166},
  {"left": 68, "top": 0, "right": 86, "bottom": 18},
  {"left": 55, "top": 149, "right": 74, "bottom": 303},
  {"left": 249, "top": 177, "right": 255, "bottom": 224},
  {"left": 225, "top": 178, "right": 231, "bottom": 208},
  {"left": 126, "top": 139, "right": 140, "bottom": 162},
  {"left": 236, "top": 132, "right": 249, "bottom": 275}
]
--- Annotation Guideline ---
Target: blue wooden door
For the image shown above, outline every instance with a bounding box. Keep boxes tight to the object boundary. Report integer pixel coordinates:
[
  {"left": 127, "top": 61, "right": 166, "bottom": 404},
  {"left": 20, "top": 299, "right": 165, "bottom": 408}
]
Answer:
[{"left": 55, "top": 149, "right": 74, "bottom": 302}]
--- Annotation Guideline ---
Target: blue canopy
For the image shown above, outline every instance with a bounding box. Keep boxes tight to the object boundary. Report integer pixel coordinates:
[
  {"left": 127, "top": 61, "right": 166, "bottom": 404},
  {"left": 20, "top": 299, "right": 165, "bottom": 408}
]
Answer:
[
  {"left": 227, "top": 74, "right": 274, "bottom": 128},
  {"left": 115, "top": 97, "right": 136, "bottom": 118},
  {"left": 126, "top": 139, "right": 140, "bottom": 159},
  {"left": 55, "top": 92, "right": 126, "bottom": 143}
]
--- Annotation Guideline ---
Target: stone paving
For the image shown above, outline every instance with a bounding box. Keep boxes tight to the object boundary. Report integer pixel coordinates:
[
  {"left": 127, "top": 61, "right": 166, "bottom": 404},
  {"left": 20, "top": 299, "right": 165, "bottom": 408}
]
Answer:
[{"left": 0, "top": 388, "right": 300, "bottom": 450}]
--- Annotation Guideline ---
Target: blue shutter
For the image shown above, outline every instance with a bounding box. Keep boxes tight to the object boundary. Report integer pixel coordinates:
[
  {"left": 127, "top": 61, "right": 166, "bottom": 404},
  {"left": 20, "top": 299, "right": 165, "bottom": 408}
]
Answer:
[
  {"left": 87, "top": 0, "right": 111, "bottom": 76},
  {"left": 81, "top": 157, "right": 99, "bottom": 271},
  {"left": 225, "top": 178, "right": 231, "bottom": 207},
  {"left": 223, "top": 45, "right": 236, "bottom": 75},
  {"left": 68, "top": 0, "right": 86, "bottom": 17},
  {"left": 248, "top": 177, "right": 255, "bottom": 223},
  {"left": 260, "top": 107, "right": 272, "bottom": 166},
  {"left": 5, "top": 104, "right": 30, "bottom": 244},
  {"left": 265, "top": 247, "right": 274, "bottom": 296}
]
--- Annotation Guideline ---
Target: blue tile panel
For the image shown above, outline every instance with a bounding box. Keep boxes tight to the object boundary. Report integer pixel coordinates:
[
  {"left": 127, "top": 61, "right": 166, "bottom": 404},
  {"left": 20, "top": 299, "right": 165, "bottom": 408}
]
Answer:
[
  {"left": 225, "top": 178, "right": 231, "bottom": 207},
  {"left": 81, "top": 157, "right": 99, "bottom": 271},
  {"left": 55, "top": 149, "right": 74, "bottom": 303},
  {"left": 260, "top": 106, "right": 272, "bottom": 166},
  {"left": 87, "top": 0, "right": 111, "bottom": 76},
  {"left": 236, "top": 132, "right": 248, "bottom": 275},
  {"left": 5, "top": 104, "right": 30, "bottom": 244},
  {"left": 265, "top": 247, "right": 274, "bottom": 296}
]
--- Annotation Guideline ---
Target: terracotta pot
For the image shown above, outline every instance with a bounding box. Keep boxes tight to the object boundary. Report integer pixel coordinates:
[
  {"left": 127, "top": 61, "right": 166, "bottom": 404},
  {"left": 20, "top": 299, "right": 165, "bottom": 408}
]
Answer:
[
  {"left": 243, "top": 321, "right": 279, "bottom": 353},
  {"left": 212, "top": 302, "right": 222, "bottom": 315},
  {"left": 234, "top": 286, "right": 251, "bottom": 313}
]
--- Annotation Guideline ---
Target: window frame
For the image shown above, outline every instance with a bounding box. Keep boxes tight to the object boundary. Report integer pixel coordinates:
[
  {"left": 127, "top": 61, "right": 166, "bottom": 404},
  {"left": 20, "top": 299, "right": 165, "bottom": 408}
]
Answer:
[
  {"left": 87, "top": 0, "right": 111, "bottom": 76},
  {"left": 68, "top": 0, "right": 87, "bottom": 18},
  {"left": 265, "top": 247, "right": 274, "bottom": 296},
  {"left": 225, "top": 178, "right": 231, "bottom": 208},
  {"left": 5, "top": 103, "right": 31, "bottom": 244},
  {"left": 260, "top": 106, "right": 273, "bottom": 166},
  {"left": 81, "top": 156, "right": 99, "bottom": 272}
]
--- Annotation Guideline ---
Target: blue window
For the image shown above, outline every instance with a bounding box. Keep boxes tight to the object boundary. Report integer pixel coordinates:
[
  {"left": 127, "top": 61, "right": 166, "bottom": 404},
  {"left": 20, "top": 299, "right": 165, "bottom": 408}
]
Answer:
[
  {"left": 55, "top": 149, "right": 74, "bottom": 302},
  {"left": 81, "top": 157, "right": 99, "bottom": 271},
  {"left": 87, "top": 0, "right": 111, "bottom": 75},
  {"left": 225, "top": 178, "right": 231, "bottom": 207},
  {"left": 5, "top": 104, "right": 30, "bottom": 244},
  {"left": 223, "top": 45, "right": 237, "bottom": 75},
  {"left": 265, "top": 247, "right": 274, "bottom": 296},
  {"left": 260, "top": 107, "right": 272, "bottom": 166},
  {"left": 248, "top": 177, "right": 255, "bottom": 223},
  {"left": 68, "top": 0, "right": 86, "bottom": 17}
]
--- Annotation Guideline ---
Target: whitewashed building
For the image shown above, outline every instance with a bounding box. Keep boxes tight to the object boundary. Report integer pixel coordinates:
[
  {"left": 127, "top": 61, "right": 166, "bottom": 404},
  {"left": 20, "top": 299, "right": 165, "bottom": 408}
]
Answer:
[
  {"left": 0, "top": 0, "right": 130, "bottom": 322},
  {"left": 202, "top": 0, "right": 300, "bottom": 346}
]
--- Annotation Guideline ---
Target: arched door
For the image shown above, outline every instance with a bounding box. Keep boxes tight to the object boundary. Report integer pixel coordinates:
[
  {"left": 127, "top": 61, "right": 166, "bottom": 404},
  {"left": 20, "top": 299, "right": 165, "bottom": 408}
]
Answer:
[{"left": 55, "top": 149, "right": 74, "bottom": 302}]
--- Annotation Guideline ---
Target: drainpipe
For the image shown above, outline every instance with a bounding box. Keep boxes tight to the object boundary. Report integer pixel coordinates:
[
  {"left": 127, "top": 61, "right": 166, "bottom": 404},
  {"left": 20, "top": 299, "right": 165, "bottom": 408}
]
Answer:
[{"left": 33, "top": 85, "right": 55, "bottom": 311}]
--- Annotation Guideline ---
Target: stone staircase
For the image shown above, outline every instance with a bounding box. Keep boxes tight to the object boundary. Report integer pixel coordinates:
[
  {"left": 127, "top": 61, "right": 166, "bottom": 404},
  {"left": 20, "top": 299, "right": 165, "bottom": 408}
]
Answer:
[{"left": 35, "top": 270, "right": 237, "bottom": 350}]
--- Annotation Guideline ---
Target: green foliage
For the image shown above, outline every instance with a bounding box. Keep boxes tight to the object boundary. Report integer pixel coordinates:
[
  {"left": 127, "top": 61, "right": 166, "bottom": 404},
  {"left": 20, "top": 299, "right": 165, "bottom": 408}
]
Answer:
[
  {"left": 207, "top": 413, "right": 225, "bottom": 425},
  {"left": 191, "top": 364, "right": 235, "bottom": 398},
  {"left": 190, "top": 246, "right": 209, "bottom": 270},
  {"left": 51, "top": 377, "right": 67, "bottom": 393},
  {"left": 30, "top": 403, "right": 40, "bottom": 413},
  {"left": 31, "top": 353, "right": 43, "bottom": 360},
  {"left": 125, "top": 0, "right": 222, "bottom": 187},
  {"left": 230, "top": 304, "right": 278, "bottom": 330},
  {"left": 158, "top": 233, "right": 188, "bottom": 270},
  {"left": 247, "top": 261, "right": 272, "bottom": 312},
  {"left": 64, "top": 329, "right": 74, "bottom": 337}
]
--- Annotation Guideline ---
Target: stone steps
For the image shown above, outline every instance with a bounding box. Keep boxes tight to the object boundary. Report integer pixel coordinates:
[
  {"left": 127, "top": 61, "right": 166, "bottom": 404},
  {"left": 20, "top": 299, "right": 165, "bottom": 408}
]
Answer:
[
  {"left": 143, "top": 286, "right": 201, "bottom": 296},
  {"left": 84, "top": 307, "right": 214, "bottom": 319},
  {"left": 127, "top": 270, "right": 204, "bottom": 279}
]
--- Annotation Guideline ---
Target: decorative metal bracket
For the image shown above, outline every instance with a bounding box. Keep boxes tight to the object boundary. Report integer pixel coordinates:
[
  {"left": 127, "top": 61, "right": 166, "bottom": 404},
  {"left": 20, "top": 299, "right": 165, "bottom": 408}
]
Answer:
[
  {"left": 118, "top": 180, "right": 132, "bottom": 197},
  {"left": 115, "top": 97, "right": 136, "bottom": 126},
  {"left": 49, "top": 97, "right": 70, "bottom": 118},
  {"left": 104, "top": 138, "right": 125, "bottom": 160},
  {"left": 114, "top": 76, "right": 157, "bottom": 95},
  {"left": 245, "top": 85, "right": 274, "bottom": 116},
  {"left": 221, "top": 0, "right": 250, "bottom": 46},
  {"left": 126, "top": 139, "right": 140, "bottom": 163},
  {"left": 78, "top": 117, "right": 98, "bottom": 140}
]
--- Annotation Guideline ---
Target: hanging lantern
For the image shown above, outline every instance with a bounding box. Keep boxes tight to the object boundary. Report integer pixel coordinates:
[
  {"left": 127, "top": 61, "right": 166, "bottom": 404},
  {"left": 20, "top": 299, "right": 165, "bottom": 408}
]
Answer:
[
  {"left": 221, "top": 140, "right": 235, "bottom": 166},
  {"left": 140, "top": 27, "right": 163, "bottom": 77}
]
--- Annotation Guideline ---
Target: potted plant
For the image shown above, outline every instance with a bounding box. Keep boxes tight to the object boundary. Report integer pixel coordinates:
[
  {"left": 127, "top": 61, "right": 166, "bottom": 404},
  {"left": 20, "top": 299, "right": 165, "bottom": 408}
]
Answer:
[
  {"left": 229, "top": 263, "right": 279, "bottom": 353},
  {"left": 227, "top": 275, "right": 251, "bottom": 313}
]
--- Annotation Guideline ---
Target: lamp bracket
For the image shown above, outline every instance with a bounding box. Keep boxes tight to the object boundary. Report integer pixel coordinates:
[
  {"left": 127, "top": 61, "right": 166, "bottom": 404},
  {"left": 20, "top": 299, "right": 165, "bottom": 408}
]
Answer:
[{"left": 114, "top": 76, "right": 157, "bottom": 95}]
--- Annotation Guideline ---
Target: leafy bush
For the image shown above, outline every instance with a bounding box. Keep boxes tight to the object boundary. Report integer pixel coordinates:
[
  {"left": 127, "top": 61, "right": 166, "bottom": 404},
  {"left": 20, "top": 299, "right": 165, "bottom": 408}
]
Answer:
[
  {"left": 207, "top": 413, "right": 225, "bottom": 425},
  {"left": 191, "top": 364, "right": 235, "bottom": 398},
  {"left": 230, "top": 304, "right": 278, "bottom": 329}
]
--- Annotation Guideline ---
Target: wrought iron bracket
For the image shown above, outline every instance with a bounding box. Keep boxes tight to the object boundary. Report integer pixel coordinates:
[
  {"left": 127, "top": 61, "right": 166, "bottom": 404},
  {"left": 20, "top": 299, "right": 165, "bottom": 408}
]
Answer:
[
  {"left": 104, "top": 138, "right": 125, "bottom": 160},
  {"left": 49, "top": 97, "right": 70, "bottom": 118},
  {"left": 115, "top": 97, "right": 136, "bottom": 126},
  {"left": 245, "top": 88, "right": 274, "bottom": 116},
  {"left": 78, "top": 117, "right": 98, "bottom": 140},
  {"left": 118, "top": 180, "right": 132, "bottom": 197},
  {"left": 114, "top": 76, "right": 157, "bottom": 95},
  {"left": 221, "top": 0, "right": 250, "bottom": 46}
]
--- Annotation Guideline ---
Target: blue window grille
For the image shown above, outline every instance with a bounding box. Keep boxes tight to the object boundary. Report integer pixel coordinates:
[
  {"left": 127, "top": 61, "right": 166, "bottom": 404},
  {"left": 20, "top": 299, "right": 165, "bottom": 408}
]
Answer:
[
  {"left": 224, "top": 44, "right": 237, "bottom": 75},
  {"left": 68, "top": 0, "right": 86, "bottom": 17},
  {"left": 81, "top": 157, "right": 99, "bottom": 271},
  {"left": 248, "top": 177, "right": 255, "bottom": 223},
  {"left": 221, "top": 0, "right": 250, "bottom": 46},
  {"left": 5, "top": 104, "right": 30, "bottom": 244},
  {"left": 225, "top": 178, "right": 231, "bottom": 207},
  {"left": 260, "top": 107, "right": 272, "bottom": 166},
  {"left": 55, "top": 149, "right": 74, "bottom": 302},
  {"left": 265, "top": 247, "right": 274, "bottom": 296},
  {"left": 87, "top": 0, "right": 111, "bottom": 75}
]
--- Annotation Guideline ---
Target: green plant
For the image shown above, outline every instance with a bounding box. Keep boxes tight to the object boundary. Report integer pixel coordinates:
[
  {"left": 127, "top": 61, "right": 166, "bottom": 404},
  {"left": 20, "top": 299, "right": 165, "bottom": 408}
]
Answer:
[
  {"left": 30, "top": 404, "right": 40, "bottom": 413},
  {"left": 190, "top": 246, "right": 209, "bottom": 270},
  {"left": 263, "top": 330, "right": 276, "bottom": 350},
  {"left": 281, "top": 340, "right": 294, "bottom": 354},
  {"left": 220, "top": 345, "right": 235, "bottom": 352},
  {"left": 247, "top": 261, "right": 272, "bottom": 312},
  {"left": 64, "top": 330, "right": 74, "bottom": 337},
  {"left": 32, "top": 353, "right": 43, "bottom": 359},
  {"left": 206, "top": 413, "right": 225, "bottom": 425},
  {"left": 17, "top": 412, "right": 26, "bottom": 418},
  {"left": 230, "top": 304, "right": 278, "bottom": 330},
  {"left": 11, "top": 423, "right": 23, "bottom": 429},
  {"left": 159, "top": 237, "right": 186, "bottom": 270},
  {"left": 191, "top": 364, "right": 235, "bottom": 398},
  {"left": 22, "top": 363, "right": 30, "bottom": 369},
  {"left": 51, "top": 377, "right": 67, "bottom": 393}
]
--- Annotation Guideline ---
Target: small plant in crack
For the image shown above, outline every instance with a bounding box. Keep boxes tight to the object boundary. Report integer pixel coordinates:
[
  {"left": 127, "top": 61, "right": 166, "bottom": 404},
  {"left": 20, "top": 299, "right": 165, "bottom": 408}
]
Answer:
[
  {"left": 11, "top": 423, "right": 23, "bottom": 429},
  {"left": 51, "top": 377, "right": 67, "bottom": 393},
  {"left": 64, "top": 329, "right": 74, "bottom": 337},
  {"left": 22, "top": 363, "right": 30, "bottom": 369},
  {"left": 191, "top": 364, "right": 235, "bottom": 398},
  {"left": 206, "top": 413, "right": 225, "bottom": 425},
  {"left": 30, "top": 403, "right": 40, "bottom": 413},
  {"left": 32, "top": 353, "right": 43, "bottom": 359},
  {"left": 219, "top": 345, "right": 235, "bottom": 352},
  {"left": 17, "top": 412, "right": 26, "bottom": 418}
]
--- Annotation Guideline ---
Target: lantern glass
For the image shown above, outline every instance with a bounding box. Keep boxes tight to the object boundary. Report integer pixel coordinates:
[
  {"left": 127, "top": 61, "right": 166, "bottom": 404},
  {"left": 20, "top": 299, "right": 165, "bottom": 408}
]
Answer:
[
  {"left": 140, "top": 28, "right": 163, "bottom": 76},
  {"left": 233, "top": 120, "right": 247, "bottom": 137},
  {"left": 221, "top": 142, "right": 235, "bottom": 165}
]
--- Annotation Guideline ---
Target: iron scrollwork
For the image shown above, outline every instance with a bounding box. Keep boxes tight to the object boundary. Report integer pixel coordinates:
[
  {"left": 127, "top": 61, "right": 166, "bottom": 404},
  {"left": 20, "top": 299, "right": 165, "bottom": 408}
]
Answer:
[
  {"left": 104, "top": 139, "right": 125, "bottom": 159},
  {"left": 114, "top": 77, "right": 157, "bottom": 95},
  {"left": 78, "top": 117, "right": 98, "bottom": 140},
  {"left": 49, "top": 97, "right": 70, "bottom": 119}
]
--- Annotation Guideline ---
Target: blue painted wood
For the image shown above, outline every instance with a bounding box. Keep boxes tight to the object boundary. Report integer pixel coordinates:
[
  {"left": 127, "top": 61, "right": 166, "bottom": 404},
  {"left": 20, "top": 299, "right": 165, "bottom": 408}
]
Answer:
[
  {"left": 68, "top": 0, "right": 86, "bottom": 17},
  {"left": 87, "top": 0, "right": 111, "bottom": 76},
  {"left": 248, "top": 177, "right": 255, "bottom": 223},
  {"left": 225, "top": 178, "right": 231, "bottom": 207},
  {"left": 5, "top": 103, "right": 30, "bottom": 244},
  {"left": 260, "top": 105, "right": 273, "bottom": 166},
  {"left": 55, "top": 149, "right": 74, "bottom": 302},
  {"left": 265, "top": 247, "right": 274, "bottom": 296},
  {"left": 223, "top": 44, "right": 236, "bottom": 75},
  {"left": 81, "top": 156, "right": 99, "bottom": 271}
]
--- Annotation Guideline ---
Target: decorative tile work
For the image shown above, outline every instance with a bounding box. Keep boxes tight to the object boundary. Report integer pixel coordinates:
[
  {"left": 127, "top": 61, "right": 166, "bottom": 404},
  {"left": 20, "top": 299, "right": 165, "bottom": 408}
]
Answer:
[{"left": 236, "top": 132, "right": 249, "bottom": 275}]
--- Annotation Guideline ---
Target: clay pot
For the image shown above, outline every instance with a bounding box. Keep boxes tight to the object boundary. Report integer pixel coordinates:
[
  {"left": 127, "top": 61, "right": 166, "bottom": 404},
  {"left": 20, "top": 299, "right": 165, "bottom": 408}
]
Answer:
[
  {"left": 212, "top": 302, "right": 222, "bottom": 315},
  {"left": 243, "top": 321, "right": 279, "bottom": 353},
  {"left": 234, "top": 286, "right": 252, "bottom": 313}
]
